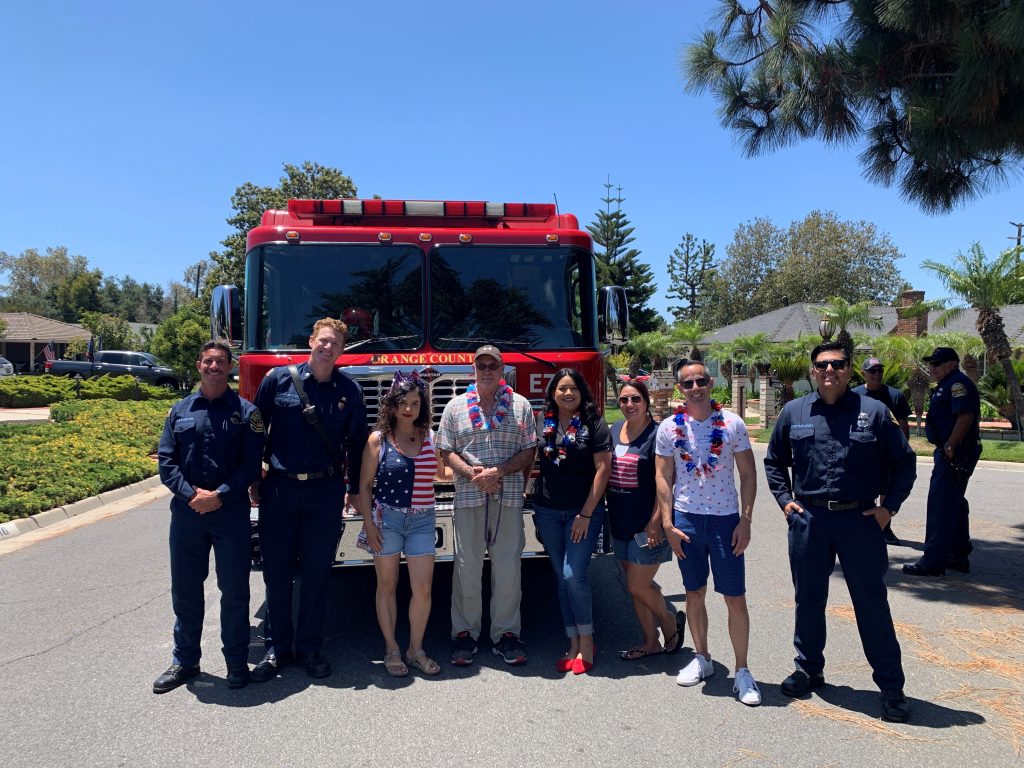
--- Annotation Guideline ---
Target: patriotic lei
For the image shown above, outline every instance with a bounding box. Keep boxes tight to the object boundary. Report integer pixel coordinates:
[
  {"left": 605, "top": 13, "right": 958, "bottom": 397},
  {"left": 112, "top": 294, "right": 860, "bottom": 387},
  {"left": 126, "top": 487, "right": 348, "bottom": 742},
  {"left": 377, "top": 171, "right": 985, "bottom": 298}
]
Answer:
[
  {"left": 543, "top": 410, "right": 580, "bottom": 465},
  {"left": 673, "top": 400, "right": 725, "bottom": 477},
  {"left": 466, "top": 380, "right": 514, "bottom": 430}
]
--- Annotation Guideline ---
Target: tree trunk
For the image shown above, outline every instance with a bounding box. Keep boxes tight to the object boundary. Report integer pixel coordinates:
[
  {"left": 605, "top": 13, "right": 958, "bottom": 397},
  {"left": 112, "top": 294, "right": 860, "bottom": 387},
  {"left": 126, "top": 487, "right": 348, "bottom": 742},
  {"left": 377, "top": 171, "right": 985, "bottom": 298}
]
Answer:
[{"left": 977, "top": 308, "right": 1023, "bottom": 438}]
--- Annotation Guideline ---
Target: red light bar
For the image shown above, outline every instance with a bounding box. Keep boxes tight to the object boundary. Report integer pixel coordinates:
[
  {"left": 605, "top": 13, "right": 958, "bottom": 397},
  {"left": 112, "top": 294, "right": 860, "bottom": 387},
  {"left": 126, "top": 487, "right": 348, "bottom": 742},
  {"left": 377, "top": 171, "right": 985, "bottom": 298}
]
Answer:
[{"left": 285, "top": 199, "right": 557, "bottom": 219}]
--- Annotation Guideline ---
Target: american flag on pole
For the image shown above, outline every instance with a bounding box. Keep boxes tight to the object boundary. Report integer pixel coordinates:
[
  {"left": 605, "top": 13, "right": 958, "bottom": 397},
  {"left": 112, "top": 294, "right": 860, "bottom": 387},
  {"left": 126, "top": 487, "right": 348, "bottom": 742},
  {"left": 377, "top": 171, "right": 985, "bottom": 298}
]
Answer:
[
  {"left": 87, "top": 336, "right": 95, "bottom": 362},
  {"left": 43, "top": 341, "right": 56, "bottom": 362}
]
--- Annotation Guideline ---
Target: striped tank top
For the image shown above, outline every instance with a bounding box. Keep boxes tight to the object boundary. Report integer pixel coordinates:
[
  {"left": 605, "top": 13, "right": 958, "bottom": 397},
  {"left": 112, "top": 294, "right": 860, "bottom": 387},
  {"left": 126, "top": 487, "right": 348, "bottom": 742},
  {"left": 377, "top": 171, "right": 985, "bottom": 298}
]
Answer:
[{"left": 373, "top": 430, "right": 437, "bottom": 509}]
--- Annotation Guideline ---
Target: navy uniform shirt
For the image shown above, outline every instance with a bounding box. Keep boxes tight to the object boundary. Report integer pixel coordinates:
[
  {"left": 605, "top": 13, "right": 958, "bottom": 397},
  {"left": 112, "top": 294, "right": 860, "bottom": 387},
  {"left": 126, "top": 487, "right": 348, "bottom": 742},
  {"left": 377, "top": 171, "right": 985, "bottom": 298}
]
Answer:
[
  {"left": 925, "top": 369, "right": 980, "bottom": 447},
  {"left": 158, "top": 388, "right": 265, "bottom": 507},
  {"left": 851, "top": 384, "right": 912, "bottom": 422},
  {"left": 764, "top": 389, "right": 916, "bottom": 513},
  {"left": 254, "top": 362, "right": 369, "bottom": 494}
]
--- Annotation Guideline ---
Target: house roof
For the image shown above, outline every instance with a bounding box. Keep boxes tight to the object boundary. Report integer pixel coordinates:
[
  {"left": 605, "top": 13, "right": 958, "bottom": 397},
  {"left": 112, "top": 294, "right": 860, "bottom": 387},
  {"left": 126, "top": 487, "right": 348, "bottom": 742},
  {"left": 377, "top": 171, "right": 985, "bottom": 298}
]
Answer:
[
  {"left": 0, "top": 312, "right": 88, "bottom": 343},
  {"left": 702, "top": 302, "right": 1024, "bottom": 346}
]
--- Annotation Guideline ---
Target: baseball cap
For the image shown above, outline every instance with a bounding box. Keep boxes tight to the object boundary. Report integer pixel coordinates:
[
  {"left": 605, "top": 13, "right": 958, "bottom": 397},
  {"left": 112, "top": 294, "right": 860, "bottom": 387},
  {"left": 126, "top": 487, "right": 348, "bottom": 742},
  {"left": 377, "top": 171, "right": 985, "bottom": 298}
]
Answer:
[
  {"left": 861, "top": 357, "right": 883, "bottom": 372},
  {"left": 922, "top": 347, "right": 959, "bottom": 364},
  {"left": 474, "top": 344, "right": 503, "bottom": 364}
]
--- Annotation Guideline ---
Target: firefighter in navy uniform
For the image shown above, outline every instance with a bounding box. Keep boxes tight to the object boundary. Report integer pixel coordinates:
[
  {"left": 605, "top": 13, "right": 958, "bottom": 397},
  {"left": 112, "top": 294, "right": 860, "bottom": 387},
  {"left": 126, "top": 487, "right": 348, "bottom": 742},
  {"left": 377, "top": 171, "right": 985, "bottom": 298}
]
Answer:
[
  {"left": 903, "top": 347, "right": 981, "bottom": 577},
  {"left": 154, "top": 341, "right": 265, "bottom": 694},
  {"left": 250, "top": 318, "right": 369, "bottom": 681},
  {"left": 764, "top": 341, "right": 916, "bottom": 723}
]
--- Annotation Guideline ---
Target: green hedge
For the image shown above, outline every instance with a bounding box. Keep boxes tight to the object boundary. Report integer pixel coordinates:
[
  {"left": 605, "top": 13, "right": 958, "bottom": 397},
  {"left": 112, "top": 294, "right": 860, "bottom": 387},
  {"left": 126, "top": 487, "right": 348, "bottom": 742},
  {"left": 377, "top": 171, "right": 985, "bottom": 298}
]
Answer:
[
  {"left": 0, "top": 399, "right": 169, "bottom": 521},
  {"left": 0, "top": 374, "right": 177, "bottom": 407}
]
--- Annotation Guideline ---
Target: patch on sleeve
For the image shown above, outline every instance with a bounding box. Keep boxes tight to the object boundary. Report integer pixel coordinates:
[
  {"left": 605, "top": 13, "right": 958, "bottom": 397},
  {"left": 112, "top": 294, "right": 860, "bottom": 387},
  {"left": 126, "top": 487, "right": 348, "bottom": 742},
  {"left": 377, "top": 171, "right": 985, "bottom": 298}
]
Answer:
[
  {"left": 951, "top": 383, "right": 967, "bottom": 398},
  {"left": 249, "top": 409, "right": 265, "bottom": 433}
]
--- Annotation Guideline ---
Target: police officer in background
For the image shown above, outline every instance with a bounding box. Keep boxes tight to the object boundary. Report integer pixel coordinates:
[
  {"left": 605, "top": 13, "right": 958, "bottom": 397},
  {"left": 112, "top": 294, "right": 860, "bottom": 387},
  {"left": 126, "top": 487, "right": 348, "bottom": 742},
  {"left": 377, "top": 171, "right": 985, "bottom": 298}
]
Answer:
[
  {"left": 852, "top": 357, "right": 912, "bottom": 546},
  {"left": 903, "top": 347, "right": 981, "bottom": 577},
  {"left": 764, "top": 341, "right": 916, "bottom": 723},
  {"left": 250, "top": 318, "right": 369, "bottom": 681},
  {"left": 154, "top": 341, "right": 265, "bottom": 693}
]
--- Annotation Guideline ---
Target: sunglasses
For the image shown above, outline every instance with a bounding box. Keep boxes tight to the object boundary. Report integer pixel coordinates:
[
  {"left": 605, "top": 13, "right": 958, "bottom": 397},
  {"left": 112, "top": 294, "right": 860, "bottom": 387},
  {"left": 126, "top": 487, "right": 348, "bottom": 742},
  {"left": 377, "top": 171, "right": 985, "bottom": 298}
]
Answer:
[
  {"left": 475, "top": 361, "right": 501, "bottom": 371},
  {"left": 865, "top": 366, "right": 883, "bottom": 374},
  {"left": 812, "top": 359, "right": 849, "bottom": 371},
  {"left": 618, "top": 394, "right": 644, "bottom": 405},
  {"left": 680, "top": 377, "right": 710, "bottom": 390}
]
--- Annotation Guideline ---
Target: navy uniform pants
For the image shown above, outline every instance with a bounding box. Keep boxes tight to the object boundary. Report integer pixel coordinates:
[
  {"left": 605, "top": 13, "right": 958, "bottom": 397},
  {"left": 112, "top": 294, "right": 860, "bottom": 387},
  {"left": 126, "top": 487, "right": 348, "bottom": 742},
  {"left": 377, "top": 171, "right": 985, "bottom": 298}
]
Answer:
[
  {"left": 169, "top": 499, "right": 252, "bottom": 667},
  {"left": 922, "top": 449, "right": 974, "bottom": 568},
  {"left": 788, "top": 504, "right": 905, "bottom": 691},
  {"left": 259, "top": 474, "right": 344, "bottom": 656}
]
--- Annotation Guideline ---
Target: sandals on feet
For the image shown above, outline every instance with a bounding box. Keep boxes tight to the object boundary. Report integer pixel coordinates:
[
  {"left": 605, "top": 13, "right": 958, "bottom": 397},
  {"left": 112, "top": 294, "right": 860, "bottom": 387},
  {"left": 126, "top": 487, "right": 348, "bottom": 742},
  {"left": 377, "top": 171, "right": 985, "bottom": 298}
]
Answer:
[
  {"left": 384, "top": 651, "right": 409, "bottom": 677},
  {"left": 620, "top": 646, "right": 664, "bottom": 661},
  {"left": 664, "top": 611, "right": 686, "bottom": 656},
  {"left": 406, "top": 650, "right": 441, "bottom": 676}
]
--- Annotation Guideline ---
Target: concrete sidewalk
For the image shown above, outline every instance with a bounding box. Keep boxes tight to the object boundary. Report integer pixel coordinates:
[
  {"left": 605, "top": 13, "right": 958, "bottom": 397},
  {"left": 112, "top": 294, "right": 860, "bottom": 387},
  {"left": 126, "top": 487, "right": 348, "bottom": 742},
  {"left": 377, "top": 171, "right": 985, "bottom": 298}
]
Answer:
[{"left": 0, "top": 406, "right": 50, "bottom": 423}]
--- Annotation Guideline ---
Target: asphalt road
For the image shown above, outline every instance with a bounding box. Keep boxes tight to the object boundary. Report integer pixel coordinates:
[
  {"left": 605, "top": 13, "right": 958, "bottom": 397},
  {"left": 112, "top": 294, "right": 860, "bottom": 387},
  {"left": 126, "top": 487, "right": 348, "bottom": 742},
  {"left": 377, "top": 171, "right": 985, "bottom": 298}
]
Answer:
[{"left": 1, "top": 445, "right": 1022, "bottom": 768}]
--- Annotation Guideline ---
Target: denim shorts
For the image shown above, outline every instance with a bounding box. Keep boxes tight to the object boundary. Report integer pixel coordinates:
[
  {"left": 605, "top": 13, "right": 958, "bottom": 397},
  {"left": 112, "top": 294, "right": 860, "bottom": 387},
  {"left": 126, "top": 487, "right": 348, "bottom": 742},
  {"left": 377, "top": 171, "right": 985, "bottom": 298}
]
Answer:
[
  {"left": 379, "top": 504, "right": 436, "bottom": 558},
  {"left": 673, "top": 511, "right": 745, "bottom": 596},
  {"left": 612, "top": 535, "right": 672, "bottom": 566}
]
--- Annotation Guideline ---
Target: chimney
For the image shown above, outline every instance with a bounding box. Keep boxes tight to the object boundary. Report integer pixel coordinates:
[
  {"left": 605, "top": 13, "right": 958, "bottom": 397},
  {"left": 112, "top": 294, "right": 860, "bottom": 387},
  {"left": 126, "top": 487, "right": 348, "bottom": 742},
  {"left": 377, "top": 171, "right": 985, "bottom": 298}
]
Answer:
[{"left": 896, "top": 289, "right": 927, "bottom": 338}]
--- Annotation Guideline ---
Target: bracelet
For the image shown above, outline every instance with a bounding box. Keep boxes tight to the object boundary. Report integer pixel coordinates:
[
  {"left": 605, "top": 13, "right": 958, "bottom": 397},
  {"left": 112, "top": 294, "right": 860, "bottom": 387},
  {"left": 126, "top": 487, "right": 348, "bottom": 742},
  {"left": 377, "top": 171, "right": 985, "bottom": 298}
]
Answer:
[{"left": 577, "top": 513, "right": 592, "bottom": 519}]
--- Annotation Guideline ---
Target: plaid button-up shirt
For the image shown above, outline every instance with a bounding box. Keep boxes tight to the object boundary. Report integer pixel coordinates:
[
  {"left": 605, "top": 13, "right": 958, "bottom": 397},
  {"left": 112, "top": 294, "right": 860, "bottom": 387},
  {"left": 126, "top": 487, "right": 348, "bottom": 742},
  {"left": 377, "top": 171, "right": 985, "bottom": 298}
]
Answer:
[{"left": 437, "top": 390, "right": 537, "bottom": 507}]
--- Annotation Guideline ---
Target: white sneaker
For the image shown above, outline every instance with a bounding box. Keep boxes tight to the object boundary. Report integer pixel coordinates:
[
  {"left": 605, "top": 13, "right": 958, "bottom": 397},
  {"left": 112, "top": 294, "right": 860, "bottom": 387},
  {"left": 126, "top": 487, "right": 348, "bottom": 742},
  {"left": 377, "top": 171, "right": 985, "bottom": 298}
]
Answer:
[
  {"left": 733, "top": 667, "right": 761, "bottom": 706},
  {"left": 676, "top": 653, "right": 714, "bottom": 686}
]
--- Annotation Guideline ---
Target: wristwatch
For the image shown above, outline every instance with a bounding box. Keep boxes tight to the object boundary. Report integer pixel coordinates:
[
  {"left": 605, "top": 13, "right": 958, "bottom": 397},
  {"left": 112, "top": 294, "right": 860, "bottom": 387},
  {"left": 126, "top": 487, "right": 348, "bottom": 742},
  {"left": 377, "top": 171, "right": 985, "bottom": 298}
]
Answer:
[{"left": 943, "top": 442, "right": 953, "bottom": 452}]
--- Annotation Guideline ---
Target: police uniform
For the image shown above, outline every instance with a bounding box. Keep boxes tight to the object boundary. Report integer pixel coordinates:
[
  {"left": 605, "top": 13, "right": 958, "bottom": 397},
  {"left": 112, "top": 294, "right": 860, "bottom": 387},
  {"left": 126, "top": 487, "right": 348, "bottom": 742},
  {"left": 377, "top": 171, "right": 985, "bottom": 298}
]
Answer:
[
  {"left": 157, "top": 388, "right": 265, "bottom": 673},
  {"left": 921, "top": 367, "right": 980, "bottom": 570},
  {"left": 764, "top": 389, "right": 916, "bottom": 693},
  {"left": 254, "top": 362, "right": 368, "bottom": 663}
]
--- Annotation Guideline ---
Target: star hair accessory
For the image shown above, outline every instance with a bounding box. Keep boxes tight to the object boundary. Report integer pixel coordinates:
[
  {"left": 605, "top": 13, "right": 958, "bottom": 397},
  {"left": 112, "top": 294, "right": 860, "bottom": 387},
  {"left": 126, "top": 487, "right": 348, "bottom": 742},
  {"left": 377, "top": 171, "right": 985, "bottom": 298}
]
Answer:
[{"left": 389, "top": 369, "right": 428, "bottom": 395}]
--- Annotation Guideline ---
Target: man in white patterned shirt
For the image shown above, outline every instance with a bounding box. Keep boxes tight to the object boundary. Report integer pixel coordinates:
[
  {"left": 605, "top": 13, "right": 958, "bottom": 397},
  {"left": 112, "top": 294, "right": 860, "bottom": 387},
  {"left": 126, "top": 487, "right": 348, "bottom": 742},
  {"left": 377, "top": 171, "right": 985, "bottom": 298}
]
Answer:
[
  {"left": 438, "top": 345, "right": 537, "bottom": 666},
  {"left": 655, "top": 360, "right": 761, "bottom": 706}
]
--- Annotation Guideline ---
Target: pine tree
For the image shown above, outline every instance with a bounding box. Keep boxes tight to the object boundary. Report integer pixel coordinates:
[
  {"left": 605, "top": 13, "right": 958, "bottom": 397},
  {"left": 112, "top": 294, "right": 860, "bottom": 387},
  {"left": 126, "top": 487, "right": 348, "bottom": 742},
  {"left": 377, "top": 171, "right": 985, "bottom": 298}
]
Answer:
[
  {"left": 666, "top": 233, "right": 715, "bottom": 323},
  {"left": 586, "top": 180, "right": 661, "bottom": 333}
]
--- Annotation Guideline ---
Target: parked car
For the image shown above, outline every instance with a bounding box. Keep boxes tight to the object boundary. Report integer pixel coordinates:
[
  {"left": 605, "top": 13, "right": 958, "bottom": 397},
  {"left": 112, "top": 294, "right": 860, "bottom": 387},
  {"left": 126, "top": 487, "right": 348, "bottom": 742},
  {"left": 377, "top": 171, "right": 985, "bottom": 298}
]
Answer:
[
  {"left": 45, "top": 351, "right": 179, "bottom": 389},
  {"left": 0, "top": 356, "right": 14, "bottom": 376}
]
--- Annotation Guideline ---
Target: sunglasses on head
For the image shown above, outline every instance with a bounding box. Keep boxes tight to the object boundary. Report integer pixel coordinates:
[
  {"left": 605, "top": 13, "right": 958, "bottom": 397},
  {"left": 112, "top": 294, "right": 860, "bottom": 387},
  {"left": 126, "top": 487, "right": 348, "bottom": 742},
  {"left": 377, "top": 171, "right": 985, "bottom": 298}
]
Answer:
[
  {"left": 812, "top": 359, "right": 849, "bottom": 371},
  {"left": 680, "top": 377, "right": 710, "bottom": 390},
  {"left": 618, "top": 394, "right": 644, "bottom": 405},
  {"left": 475, "top": 361, "right": 501, "bottom": 371}
]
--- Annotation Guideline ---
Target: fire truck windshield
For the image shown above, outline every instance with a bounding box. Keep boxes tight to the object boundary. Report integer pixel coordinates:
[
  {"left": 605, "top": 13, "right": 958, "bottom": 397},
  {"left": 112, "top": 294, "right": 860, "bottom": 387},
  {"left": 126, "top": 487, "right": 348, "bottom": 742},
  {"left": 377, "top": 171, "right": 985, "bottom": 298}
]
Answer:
[
  {"left": 247, "top": 244, "right": 424, "bottom": 350},
  {"left": 430, "top": 245, "right": 596, "bottom": 351}
]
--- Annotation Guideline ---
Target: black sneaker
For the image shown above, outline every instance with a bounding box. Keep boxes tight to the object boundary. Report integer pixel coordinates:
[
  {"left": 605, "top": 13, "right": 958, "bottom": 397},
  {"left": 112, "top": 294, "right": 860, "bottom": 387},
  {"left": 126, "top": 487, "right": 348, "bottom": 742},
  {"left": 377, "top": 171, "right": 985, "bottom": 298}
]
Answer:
[
  {"left": 492, "top": 633, "right": 527, "bottom": 665},
  {"left": 450, "top": 631, "right": 477, "bottom": 666},
  {"left": 780, "top": 669, "right": 825, "bottom": 697},
  {"left": 881, "top": 688, "right": 910, "bottom": 723},
  {"left": 152, "top": 663, "right": 200, "bottom": 694},
  {"left": 226, "top": 663, "right": 250, "bottom": 689}
]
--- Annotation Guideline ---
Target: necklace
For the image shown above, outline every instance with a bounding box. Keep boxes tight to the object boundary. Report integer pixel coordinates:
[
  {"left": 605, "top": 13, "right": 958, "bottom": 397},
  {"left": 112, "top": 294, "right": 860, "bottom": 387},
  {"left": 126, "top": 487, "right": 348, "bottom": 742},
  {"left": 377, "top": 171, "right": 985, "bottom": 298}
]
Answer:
[
  {"left": 672, "top": 400, "right": 725, "bottom": 477},
  {"left": 543, "top": 410, "right": 580, "bottom": 465},
  {"left": 466, "top": 380, "right": 513, "bottom": 430}
]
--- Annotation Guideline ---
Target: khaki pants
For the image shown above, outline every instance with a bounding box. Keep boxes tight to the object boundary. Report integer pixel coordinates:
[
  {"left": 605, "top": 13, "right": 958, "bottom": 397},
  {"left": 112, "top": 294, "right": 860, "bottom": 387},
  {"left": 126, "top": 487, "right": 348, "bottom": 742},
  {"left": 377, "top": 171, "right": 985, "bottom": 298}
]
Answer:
[{"left": 451, "top": 500, "right": 526, "bottom": 644}]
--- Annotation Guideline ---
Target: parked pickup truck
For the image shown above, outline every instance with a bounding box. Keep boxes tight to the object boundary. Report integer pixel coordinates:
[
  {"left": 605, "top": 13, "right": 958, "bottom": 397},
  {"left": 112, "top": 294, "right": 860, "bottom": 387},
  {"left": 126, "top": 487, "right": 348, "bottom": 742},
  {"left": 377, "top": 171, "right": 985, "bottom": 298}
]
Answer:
[{"left": 45, "top": 351, "right": 180, "bottom": 389}]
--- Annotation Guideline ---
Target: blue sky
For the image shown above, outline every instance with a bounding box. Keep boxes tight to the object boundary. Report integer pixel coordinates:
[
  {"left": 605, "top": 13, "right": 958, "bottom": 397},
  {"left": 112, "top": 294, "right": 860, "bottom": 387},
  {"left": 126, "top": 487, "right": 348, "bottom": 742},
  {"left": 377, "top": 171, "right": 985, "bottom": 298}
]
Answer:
[{"left": 2, "top": 1, "right": 1020, "bottom": 323}]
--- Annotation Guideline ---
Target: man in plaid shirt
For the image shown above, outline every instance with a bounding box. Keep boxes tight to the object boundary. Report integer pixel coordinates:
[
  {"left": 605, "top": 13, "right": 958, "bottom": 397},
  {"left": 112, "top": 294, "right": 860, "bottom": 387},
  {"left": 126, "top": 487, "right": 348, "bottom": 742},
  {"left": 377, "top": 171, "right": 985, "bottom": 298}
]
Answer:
[{"left": 438, "top": 345, "right": 537, "bottom": 666}]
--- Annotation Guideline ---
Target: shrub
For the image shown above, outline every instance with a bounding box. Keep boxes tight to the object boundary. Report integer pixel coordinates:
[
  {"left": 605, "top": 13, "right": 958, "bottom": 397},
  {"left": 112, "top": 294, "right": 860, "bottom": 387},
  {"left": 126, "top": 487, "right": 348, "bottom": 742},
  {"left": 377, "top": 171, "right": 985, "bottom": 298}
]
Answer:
[
  {"left": 0, "top": 374, "right": 176, "bottom": 407},
  {"left": 710, "top": 384, "right": 731, "bottom": 405}
]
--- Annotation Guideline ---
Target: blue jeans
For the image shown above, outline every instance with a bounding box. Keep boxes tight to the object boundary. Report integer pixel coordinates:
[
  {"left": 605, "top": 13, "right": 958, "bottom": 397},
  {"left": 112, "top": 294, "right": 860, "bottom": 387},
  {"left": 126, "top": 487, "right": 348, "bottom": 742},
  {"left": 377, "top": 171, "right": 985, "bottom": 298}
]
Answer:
[{"left": 533, "top": 504, "right": 605, "bottom": 637}]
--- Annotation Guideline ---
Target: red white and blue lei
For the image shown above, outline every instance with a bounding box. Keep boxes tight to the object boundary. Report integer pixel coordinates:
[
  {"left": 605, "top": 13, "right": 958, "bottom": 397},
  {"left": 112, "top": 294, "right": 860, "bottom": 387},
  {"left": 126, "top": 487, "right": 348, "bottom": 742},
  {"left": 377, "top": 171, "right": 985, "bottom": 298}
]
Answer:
[
  {"left": 673, "top": 400, "right": 725, "bottom": 477},
  {"left": 466, "top": 380, "right": 514, "bottom": 430},
  {"left": 542, "top": 410, "right": 580, "bottom": 465}
]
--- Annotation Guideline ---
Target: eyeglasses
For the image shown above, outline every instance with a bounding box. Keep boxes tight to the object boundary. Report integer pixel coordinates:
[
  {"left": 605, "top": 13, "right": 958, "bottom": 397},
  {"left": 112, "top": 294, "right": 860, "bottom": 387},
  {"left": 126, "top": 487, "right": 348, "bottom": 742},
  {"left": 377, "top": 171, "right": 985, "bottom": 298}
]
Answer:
[
  {"left": 618, "top": 395, "right": 644, "bottom": 405},
  {"left": 475, "top": 361, "right": 501, "bottom": 371},
  {"left": 927, "top": 361, "right": 945, "bottom": 368},
  {"left": 812, "top": 359, "right": 849, "bottom": 371},
  {"left": 865, "top": 366, "right": 883, "bottom": 375},
  {"left": 680, "top": 377, "right": 710, "bottom": 390}
]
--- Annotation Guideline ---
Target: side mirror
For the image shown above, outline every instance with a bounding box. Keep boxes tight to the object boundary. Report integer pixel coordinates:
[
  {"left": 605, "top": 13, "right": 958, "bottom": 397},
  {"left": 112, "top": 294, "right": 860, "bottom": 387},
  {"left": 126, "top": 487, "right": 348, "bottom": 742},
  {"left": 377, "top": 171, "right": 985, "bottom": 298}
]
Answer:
[
  {"left": 598, "top": 286, "right": 629, "bottom": 346},
  {"left": 211, "top": 285, "right": 242, "bottom": 348}
]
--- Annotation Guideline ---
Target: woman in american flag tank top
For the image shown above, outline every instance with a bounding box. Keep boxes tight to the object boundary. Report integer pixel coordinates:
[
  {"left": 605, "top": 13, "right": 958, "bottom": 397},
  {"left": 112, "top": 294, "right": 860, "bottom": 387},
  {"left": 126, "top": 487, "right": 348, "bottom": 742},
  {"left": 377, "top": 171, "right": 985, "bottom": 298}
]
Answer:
[
  {"left": 608, "top": 378, "right": 685, "bottom": 661},
  {"left": 356, "top": 372, "right": 442, "bottom": 677}
]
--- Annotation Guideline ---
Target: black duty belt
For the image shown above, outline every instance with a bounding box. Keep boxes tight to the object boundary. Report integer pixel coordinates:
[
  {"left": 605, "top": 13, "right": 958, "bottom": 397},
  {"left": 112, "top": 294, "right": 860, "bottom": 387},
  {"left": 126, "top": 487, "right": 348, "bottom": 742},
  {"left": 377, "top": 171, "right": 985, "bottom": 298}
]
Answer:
[
  {"left": 798, "top": 498, "right": 875, "bottom": 511},
  {"left": 270, "top": 467, "right": 336, "bottom": 482}
]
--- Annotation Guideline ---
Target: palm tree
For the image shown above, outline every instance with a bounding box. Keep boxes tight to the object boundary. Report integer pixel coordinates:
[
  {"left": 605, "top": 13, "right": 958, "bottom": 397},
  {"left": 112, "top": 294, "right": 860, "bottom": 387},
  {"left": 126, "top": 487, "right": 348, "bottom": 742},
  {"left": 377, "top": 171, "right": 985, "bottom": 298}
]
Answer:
[
  {"left": 769, "top": 352, "right": 811, "bottom": 407},
  {"left": 707, "top": 339, "right": 741, "bottom": 389},
  {"left": 869, "top": 335, "right": 936, "bottom": 432},
  {"left": 810, "top": 297, "right": 884, "bottom": 350},
  {"left": 668, "top": 320, "right": 706, "bottom": 362},
  {"left": 731, "top": 333, "right": 773, "bottom": 398},
  {"left": 627, "top": 330, "right": 674, "bottom": 372},
  {"left": 923, "top": 243, "right": 1024, "bottom": 438}
]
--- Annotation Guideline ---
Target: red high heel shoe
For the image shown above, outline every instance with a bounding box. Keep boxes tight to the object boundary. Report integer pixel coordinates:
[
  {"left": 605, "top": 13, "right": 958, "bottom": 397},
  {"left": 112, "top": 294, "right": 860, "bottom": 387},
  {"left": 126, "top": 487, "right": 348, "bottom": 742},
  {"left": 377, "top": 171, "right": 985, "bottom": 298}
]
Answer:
[
  {"left": 555, "top": 656, "right": 575, "bottom": 673},
  {"left": 572, "top": 644, "right": 596, "bottom": 675}
]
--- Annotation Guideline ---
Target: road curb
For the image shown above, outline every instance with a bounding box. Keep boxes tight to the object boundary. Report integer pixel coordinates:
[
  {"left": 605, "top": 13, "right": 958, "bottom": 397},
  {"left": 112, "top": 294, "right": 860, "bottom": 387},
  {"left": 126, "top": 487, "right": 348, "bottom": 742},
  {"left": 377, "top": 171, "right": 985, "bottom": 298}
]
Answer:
[{"left": 0, "top": 475, "right": 164, "bottom": 541}]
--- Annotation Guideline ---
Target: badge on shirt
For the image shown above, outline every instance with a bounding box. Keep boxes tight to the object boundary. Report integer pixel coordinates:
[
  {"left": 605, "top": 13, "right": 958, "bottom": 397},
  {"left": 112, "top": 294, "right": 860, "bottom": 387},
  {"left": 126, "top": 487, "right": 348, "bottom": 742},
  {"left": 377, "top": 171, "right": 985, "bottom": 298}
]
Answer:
[
  {"left": 230, "top": 411, "right": 243, "bottom": 425},
  {"left": 338, "top": 396, "right": 347, "bottom": 411},
  {"left": 856, "top": 412, "right": 870, "bottom": 430},
  {"left": 249, "top": 410, "right": 265, "bottom": 433},
  {"left": 951, "top": 383, "right": 967, "bottom": 398}
]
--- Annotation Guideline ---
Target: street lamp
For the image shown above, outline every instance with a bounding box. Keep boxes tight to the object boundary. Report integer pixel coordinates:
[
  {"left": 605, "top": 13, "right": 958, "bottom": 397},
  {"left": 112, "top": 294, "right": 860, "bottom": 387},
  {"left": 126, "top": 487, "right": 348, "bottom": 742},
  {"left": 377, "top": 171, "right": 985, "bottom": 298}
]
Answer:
[{"left": 818, "top": 320, "right": 836, "bottom": 341}]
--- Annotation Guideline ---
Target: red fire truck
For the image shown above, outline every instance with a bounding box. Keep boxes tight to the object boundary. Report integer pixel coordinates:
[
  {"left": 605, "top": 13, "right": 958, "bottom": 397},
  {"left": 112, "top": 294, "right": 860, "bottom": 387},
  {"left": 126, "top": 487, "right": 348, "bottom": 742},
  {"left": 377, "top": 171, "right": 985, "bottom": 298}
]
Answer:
[{"left": 212, "top": 198, "right": 628, "bottom": 566}]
